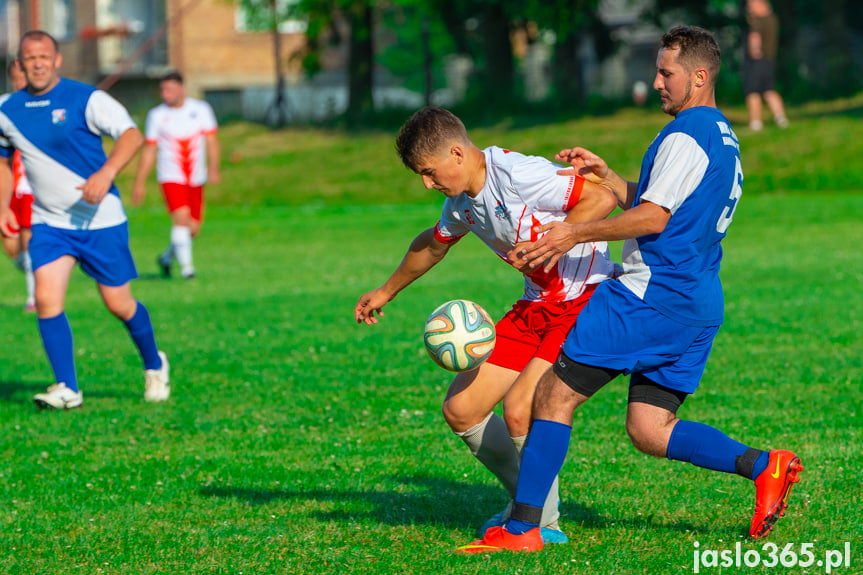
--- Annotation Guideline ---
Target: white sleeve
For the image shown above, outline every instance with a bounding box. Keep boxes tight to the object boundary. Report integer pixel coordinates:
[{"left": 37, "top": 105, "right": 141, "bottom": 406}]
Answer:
[
  {"left": 511, "top": 155, "right": 578, "bottom": 212},
  {"left": 85, "top": 90, "right": 137, "bottom": 139},
  {"left": 640, "top": 132, "right": 709, "bottom": 214},
  {"left": 144, "top": 108, "right": 159, "bottom": 142},
  {"left": 201, "top": 101, "right": 218, "bottom": 131}
]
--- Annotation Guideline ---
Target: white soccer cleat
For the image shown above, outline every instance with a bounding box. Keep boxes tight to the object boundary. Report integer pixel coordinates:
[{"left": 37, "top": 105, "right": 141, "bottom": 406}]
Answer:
[
  {"left": 33, "top": 382, "right": 83, "bottom": 410},
  {"left": 144, "top": 351, "right": 170, "bottom": 402}
]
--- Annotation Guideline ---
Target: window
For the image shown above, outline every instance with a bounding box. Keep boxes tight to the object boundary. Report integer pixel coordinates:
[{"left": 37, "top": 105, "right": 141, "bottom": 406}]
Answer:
[{"left": 42, "top": 0, "right": 76, "bottom": 41}]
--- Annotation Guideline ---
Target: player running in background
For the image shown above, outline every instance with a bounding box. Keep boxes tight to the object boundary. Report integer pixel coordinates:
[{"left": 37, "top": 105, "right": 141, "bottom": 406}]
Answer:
[
  {"left": 355, "top": 106, "right": 618, "bottom": 542},
  {"left": 132, "top": 71, "right": 221, "bottom": 280},
  {"left": 0, "top": 60, "right": 35, "bottom": 311},
  {"left": 459, "top": 26, "right": 802, "bottom": 554},
  {"left": 0, "top": 30, "right": 169, "bottom": 410}
]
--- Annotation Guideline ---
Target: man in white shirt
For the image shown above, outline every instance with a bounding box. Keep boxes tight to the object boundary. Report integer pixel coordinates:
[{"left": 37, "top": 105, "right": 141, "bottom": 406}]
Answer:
[{"left": 133, "top": 71, "right": 221, "bottom": 279}]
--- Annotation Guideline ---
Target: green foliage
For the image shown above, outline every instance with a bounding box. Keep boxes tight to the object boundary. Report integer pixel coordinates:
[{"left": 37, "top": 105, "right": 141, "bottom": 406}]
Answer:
[{"left": 2, "top": 101, "right": 861, "bottom": 573}]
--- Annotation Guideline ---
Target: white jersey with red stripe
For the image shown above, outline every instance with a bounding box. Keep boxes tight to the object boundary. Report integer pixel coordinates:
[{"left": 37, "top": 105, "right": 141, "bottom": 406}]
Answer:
[
  {"left": 12, "top": 150, "right": 32, "bottom": 197},
  {"left": 144, "top": 97, "right": 218, "bottom": 186},
  {"left": 434, "top": 146, "right": 614, "bottom": 303}
]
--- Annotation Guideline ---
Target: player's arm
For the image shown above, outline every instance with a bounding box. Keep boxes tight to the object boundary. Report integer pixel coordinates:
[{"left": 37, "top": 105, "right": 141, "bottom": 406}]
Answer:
[
  {"left": 0, "top": 154, "right": 18, "bottom": 238},
  {"left": 205, "top": 132, "right": 221, "bottom": 185},
  {"left": 563, "top": 178, "right": 618, "bottom": 224},
  {"left": 78, "top": 127, "right": 144, "bottom": 205},
  {"left": 513, "top": 201, "right": 671, "bottom": 273},
  {"left": 748, "top": 30, "right": 763, "bottom": 59},
  {"left": 354, "top": 227, "right": 453, "bottom": 325},
  {"left": 555, "top": 147, "right": 638, "bottom": 209},
  {"left": 131, "top": 142, "right": 157, "bottom": 207}
]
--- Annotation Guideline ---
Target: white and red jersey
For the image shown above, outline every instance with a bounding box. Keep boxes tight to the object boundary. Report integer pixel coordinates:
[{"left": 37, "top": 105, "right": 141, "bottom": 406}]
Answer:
[
  {"left": 144, "top": 97, "right": 218, "bottom": 186},
  {"left": 434, "top": 146, "right": 615, "bottom": 303},
  {"left": 12, "top": 150, "right": 32, "bottom": 197}
]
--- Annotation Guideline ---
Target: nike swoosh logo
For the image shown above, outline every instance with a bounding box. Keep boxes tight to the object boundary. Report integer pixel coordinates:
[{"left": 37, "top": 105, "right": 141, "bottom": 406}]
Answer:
[{"left": 770, "top": 457, "right": 782, "bottom": 479}]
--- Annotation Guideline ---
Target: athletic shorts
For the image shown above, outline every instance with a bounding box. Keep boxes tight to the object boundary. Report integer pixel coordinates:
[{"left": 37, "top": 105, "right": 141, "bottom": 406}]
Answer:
[
  {"left": 9, "top": 191, "right": 33, "bottom": 229},
  {"left": 560, "top": 280, "right": 720, "bottom": 394},
  {"left": 29, "top": 222, "right": 138, "bottom": 287},
  {"left": 487, "top": 284, "right": 597, "bottom": 372},
  {"left": 161, "top": 182, "right": 205, "bottom": 222},
  {"left": 744, "top": 58, "right": 776, "bottom": 95}
]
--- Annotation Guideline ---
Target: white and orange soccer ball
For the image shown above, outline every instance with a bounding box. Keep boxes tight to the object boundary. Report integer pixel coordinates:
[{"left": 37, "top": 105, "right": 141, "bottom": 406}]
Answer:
[{"left": 423, "top": 299, "right": 496, "bottom": 372}]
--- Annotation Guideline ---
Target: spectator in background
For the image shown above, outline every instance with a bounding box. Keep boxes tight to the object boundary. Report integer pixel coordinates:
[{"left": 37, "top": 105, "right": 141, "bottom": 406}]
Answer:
[{"left": 744, "top": 0, "right": 789, "bottom": 131}]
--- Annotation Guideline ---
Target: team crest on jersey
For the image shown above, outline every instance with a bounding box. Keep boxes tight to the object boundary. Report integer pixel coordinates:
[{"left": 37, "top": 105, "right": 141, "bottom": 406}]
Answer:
[
  {"left": 52, "top": 108, "right": 67, "bottom": 125},
  {"left": 494, "top": 201, "right": 511, "bottom": 221}
]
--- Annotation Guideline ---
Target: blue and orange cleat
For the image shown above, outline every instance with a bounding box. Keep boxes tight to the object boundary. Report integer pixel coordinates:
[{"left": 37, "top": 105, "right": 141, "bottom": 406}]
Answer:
[
  {"left": 750, "top": 449, "right": 803, "bottom": 539},
  {"left": 456, "top": 526, "right": 544, "bottom": 554}
]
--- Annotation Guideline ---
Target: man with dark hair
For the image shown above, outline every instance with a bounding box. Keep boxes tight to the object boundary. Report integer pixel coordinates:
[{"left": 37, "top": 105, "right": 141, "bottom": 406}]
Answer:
[
  {"left": 132, "top": 70, "right": 220, "bottom": 279},
  {"left": 458, "top": 26, "right": 802, "bottom": 554},
  {"left": 0, "top": 30, "right": 169, "bottom": 409},
  {"left": 357, "top": 106, "right": 619, "bottom": 542}
]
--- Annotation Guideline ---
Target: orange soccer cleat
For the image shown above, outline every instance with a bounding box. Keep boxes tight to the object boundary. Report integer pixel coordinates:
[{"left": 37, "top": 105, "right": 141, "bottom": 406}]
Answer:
[
  {"left": 456, "top": 526, "right": 544, "bottom": 554},
  {"left": 750, "top": 449, "right": 804, "bottom": 539}
]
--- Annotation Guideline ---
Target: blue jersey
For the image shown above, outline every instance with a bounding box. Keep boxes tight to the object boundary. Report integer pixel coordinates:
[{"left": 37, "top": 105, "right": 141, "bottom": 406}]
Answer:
[
  {"left": 619, "top": 106, "right": 743, "bottom": 327},
  {"left": 0, "top": 78, "right": 136, "bottom": 230}
]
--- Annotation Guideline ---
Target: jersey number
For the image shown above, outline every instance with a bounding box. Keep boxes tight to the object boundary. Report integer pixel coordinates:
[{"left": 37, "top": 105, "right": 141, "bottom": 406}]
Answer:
[{"left": 716, "top": 155, "right": 743, "bottom": 234}]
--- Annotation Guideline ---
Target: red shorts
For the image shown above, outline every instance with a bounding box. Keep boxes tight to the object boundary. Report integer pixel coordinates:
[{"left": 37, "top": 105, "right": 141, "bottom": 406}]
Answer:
[
  {"left": 9, "top": 192, "right": 33, "bottom": 229},
  {"left": 160, "top": 182, "right": 205, "bottom": 222},
  {"left": 487, "top": 284, "right": 598, "bottom": 372}
]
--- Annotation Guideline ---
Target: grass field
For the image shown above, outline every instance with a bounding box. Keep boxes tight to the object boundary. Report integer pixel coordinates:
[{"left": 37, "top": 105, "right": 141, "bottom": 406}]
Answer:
[{"left": 0, "top": 97, "right": 861, "bottom": 574}]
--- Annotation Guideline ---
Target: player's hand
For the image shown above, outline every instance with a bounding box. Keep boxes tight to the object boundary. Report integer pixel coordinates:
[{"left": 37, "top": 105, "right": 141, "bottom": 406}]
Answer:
[
  {"left": 509, "top": 242, "right": 537, "bottom": 274},
  {"left": 131, "top": 182, "right": 146, "bottom": 207},
  {"left": 208, "top": 167, "right": 221, "bottom": 185},
  {"left": 0, "top": 210, "right": 20, "bottom": 238},
  {"left": 555, "top": 147, "right": 610, "bottom": 184},
  {"left": 507, "top": 221, "right": 581, "bottom": 273},
  {"left": 355, "top": 289, "right": 391, "bottom": 325},
  {"left": 78, "top": 168, "right": 114, "bottom": 204}
]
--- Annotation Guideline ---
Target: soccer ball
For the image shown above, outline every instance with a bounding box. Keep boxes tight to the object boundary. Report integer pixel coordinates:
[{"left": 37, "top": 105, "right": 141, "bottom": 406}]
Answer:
[{"left": 423, "top": 299, "right": 496, "bottom": 372}]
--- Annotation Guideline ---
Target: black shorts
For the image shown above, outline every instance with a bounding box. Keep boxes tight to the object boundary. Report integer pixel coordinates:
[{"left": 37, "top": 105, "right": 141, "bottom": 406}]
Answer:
[
  {"left": 744, "top": 58, "right": 776, "bottom": 95},
  {"left": 553, "top": 353, "right": 688, "bottom": 414}
]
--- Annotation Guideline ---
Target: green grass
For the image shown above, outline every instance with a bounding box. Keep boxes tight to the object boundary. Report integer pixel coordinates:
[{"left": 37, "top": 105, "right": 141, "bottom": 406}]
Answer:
[{"left": 1, "top": 97, "right": 861, "bottom": 574}]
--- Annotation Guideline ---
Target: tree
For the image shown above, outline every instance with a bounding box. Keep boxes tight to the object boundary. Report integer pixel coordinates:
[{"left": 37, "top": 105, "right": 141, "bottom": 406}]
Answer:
[{"left": 237, "top": 0, "right": 378, "bottom": 127}]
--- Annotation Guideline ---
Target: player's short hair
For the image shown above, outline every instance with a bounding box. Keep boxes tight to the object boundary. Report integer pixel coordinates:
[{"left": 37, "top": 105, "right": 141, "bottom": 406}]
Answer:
[
  {"left": 160, "top": 71, "right": 184, "bottom": 84},
  {"left": 660, "top": 26, "right": 721, "bottom": 86},
  {"left": 19, "top": 30, "right": 59, "bottom": 54},
  {"left": 396, "top": 106, "right": 470, "bottom": 171}
]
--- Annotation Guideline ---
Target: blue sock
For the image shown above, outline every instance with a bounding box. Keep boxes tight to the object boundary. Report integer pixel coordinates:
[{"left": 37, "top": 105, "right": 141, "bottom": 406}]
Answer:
[
  {"left": 667, "top": 420, "right": 768, "bottom": 479},
  {"left": 507, "top": 419, "right": 572, "bottom": 535},
  {"left": 123, "top": 302, "right": 161, "bottom": 370},
  {"left": 38, "top": 312, "right": 78, "bottom": 392}
]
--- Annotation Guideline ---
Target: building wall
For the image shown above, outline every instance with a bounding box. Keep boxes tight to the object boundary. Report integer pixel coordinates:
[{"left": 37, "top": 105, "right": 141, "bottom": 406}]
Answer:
[{"left": 165, "top": 0, "right": 306, "bottom": 99}]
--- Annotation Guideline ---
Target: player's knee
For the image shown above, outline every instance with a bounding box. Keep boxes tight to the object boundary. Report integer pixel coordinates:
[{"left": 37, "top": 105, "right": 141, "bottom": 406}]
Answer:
[
  {"left": 502, "top": 398, "right": 531, "bottom": 437},
  {"left": 441, "top": 397, "right": 485, "bottom": 433},
  {"left": 625, "top": 418, "right": 655, "bottom": 455},
  {"left": 441, "top": 398, "right": 464, "bottom": 431}
]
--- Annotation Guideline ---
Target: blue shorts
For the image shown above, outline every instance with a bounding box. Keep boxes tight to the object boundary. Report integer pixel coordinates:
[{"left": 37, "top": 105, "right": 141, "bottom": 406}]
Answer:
[
  {"left": 561, "top": 280, "right": 720, "bottom": 394},
  {"left": 29, "top": 222, "right": 139, "bottom": 287}
]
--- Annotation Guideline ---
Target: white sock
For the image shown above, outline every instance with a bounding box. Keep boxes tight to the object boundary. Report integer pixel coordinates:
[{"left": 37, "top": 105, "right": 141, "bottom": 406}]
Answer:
[
  {"left": 456, "top": 412, "right": 521, "bottom": 497},
  {"left": 170, "top": 226, "right": 194, "bottom": 276},
  {"left": 21, "top": 250, "right": 35, "bottom": 305}
]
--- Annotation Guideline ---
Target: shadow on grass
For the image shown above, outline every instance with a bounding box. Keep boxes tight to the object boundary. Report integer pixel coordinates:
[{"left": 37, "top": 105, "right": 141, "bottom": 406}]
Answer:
[
  {"left": 198, "top": 474, "right": 743, "bottom": 537},
  {"left": 0, "top": 379, "right": 51, "bottom": 401}
]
